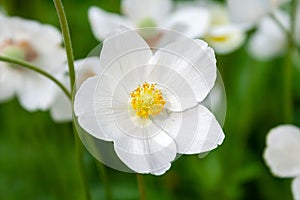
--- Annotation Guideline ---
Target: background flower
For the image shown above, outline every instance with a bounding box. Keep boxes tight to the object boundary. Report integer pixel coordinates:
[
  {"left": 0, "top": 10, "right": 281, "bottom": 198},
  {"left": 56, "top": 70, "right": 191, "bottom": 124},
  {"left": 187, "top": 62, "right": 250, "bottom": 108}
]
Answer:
[
  {"left": 0, "top": 15, "right": 66, "bottom": 111},
  {"left": 88, "top": 0, "right": 210, "bottom": 42},
  {"left": 264, "top": 125, "right": 300, "bottom": 199},
  {"left": 203, "top": 2, "right": 246, "bottom": 54}
]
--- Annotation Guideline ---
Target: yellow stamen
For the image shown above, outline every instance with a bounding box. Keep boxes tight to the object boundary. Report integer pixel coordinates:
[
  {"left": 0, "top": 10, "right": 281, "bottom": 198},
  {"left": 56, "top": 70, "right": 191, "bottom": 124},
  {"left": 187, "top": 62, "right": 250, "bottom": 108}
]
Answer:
[{"left": 130, "top": 82, "right": 166, "bottom": 119}]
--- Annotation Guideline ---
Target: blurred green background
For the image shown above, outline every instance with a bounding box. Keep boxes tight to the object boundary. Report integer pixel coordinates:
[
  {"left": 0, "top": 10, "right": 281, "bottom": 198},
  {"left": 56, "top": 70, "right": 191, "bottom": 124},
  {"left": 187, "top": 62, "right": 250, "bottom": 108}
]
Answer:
[{"left": 0, "top": 0, "right": 300, "bottom": 199}]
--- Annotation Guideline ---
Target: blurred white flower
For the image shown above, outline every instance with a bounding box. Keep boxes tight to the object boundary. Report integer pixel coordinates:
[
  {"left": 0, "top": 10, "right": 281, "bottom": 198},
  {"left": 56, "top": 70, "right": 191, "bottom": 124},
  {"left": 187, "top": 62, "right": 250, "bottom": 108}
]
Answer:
[
  {"left": 227, "top": 0, "right": 289, "bottom": 29},
  {"left": 50, "top": 57, "right": 101, "bottom": 122},
  {"left": 264, "top": 125, "right": 300, "bottom": 200},
  {"left": 227, "top": 0, "right": 297, "bottom": 60},
  {"left": 74, "top": 29, "right": 224, "bottom": 175},
  {"left": 248, "top": 10, "right": 290, "bottom": 60},
  {"left": 204, "top": 3, "right": 246, "bottom": 54},
  {"left": 0, "top": 15, "right": 66, "bottom": 111},
  {"left": 88, "top": 0, "right": 210, "bottom": 42}
]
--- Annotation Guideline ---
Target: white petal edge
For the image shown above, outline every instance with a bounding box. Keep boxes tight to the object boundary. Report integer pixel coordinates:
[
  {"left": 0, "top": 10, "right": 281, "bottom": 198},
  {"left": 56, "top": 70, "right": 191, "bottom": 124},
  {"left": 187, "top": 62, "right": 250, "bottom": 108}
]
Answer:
[
  {"left": 292, "top": 176, "right": 300, "bottom": 200},
  {"left": 88, "top": 6, "right": 132, "bottom": 41},
  {"left": 163, "top": 7, "right": 210, "bottom": 38},
  {"left": 150, "top": 39, "right": 217, "bottom": 102},
  {"left": 263, "top": 125, "right": 300, "bottom": 177},
  {"left": 16, "top": 74, "right": 56, "bottom": 111},
  {"left": 50, "top": 91, "right": 72, "bottom": 122},
  {"left": 159, "top": 104, "right": 224, "bottom": 154},
  {"left": 100, "top": 28, "right": 153, "bottom": 80},
  {"left": 121, "top": 0, "right": 172, "bottom": 22},
  {"left": 227, "top": 0, "right": 273, "bottom": 29},
  {"left": 0, "top": 66, "right": 20, "bottom": 102},
  {"left": 74, "top": 76, "right": 111, "bottom": 141},
  {"left": 113, "top": 129, "right": 177, "bottom": 175}
]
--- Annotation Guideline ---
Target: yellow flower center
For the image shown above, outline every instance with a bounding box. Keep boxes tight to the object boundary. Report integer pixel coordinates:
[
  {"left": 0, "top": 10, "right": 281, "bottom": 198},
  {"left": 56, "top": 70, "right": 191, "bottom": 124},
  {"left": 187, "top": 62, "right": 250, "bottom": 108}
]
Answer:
[
  {"left": 130, "top": 82, "right": 166, "bottom": 119},
  {"left": 207, "top": 34, "right": 230, "bottom": 43}
]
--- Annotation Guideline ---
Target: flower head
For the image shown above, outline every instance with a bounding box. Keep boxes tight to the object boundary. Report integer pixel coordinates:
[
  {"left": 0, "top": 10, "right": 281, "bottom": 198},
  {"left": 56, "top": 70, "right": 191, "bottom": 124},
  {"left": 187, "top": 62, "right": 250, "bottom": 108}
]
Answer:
[
  {"left": 264, "top": 125, "right": 300, "bottom": 199},
  {"left": 74, "top": 28, "right": 225, "bottom": 175},
  {"left": 203, "top": 3, "right": 246, "bottom": 54},
  {"left": 0, "top": 15, "right": 66, "bottom": 111}
]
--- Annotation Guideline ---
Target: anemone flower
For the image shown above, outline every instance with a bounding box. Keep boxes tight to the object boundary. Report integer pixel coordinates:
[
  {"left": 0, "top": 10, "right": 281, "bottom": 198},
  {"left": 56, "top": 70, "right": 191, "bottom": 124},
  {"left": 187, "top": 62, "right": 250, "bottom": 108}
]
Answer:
[
  {"left": 0, "top": 15, "right": 66, "bottom": 111},
  {"left": 264, "top": 125, "right": 300, "bottom": 200},
  {"left": 88, "top": 0, "right": 210, "bottom": 44},
  {"left": 74, "top": 28, "right": 225, "bottom": 175}
]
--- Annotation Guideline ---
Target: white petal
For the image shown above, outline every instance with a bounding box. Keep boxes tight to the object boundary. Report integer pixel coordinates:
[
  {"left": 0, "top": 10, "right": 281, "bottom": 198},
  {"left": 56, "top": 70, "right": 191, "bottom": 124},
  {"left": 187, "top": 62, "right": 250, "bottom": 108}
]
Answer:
[
  {"left": 151, "top": 39, "right": 217, "bottom": 102},
  {"left": 50, "top": 91, "right": 72, "bottom": 122},
  {"left": 292, "top": 176, "right": 300, "bottom": 200},
  {"left": 155, "top": 105, "right": 224, "bottom": 154},
  {"left": 74, "top": 57, "right": 101, "bottom": 88},
  {"left": 263, "top": 125, "right": 300, "bottom": 177},
  {"left": 227, "top": 0, "right": 273, "bottom": 28},
  {"left": 29, "top": 22, "right": 62, "bottom": 47},
  {"left": 100, "top": 28, "right": 153, "bottom": 79},
  {"left": 145, "top": 64, "right": 198, "bottom": 111},
  {"left": 74, "top": 76, "right": 113, "bottom": 141},
  {"left": 16, "top": 73, "right": 56, "bottom": 111},
  {"left": 205, "top": 25, "right": 246, "bottom": 54},
  {"left": 121, "top": 0, "right": 172, "bottom": 22},
  {"left": 33, "top": 46, "right": 66, "bottom": 73},
  {"left": 114, "top": 129, "right": 176, "bottom": 175},
  {"left": 88, "top": 6, "right": 132, "bottom": 41},
  {"left": 248, "top": 15, "right": 288, "bottom": 60},
  {"left": 0, "top": 66, "right": 20, "bottom": 102},
  {"left": 163, "top": 7, "right": 210, "bottom": 38}
]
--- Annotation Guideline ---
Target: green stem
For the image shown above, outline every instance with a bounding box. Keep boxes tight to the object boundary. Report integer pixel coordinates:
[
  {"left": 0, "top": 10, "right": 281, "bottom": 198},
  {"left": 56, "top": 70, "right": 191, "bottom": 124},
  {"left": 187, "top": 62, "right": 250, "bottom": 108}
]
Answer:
[
  {"left": 282, "top": 0, "right": 297, "bottom": 123},
  {"left": 53, "top": 0, "right": 75, "bottom": 91},
  {"left": 137, "top": 174, "right": 146, "bottom": 200},
  {"left": 53, "top": 1, "right": 91, "bottom": 199},
  {"left": 74, "top": 127, "right": 91, "bottom": 200},
  {"left": 283, "top": 47, "right": 293, "bottom": 123},
  {"left": 0, "top": 55, "right": 71, "bottom": 100},
  {"left": 96, "top": 161, "right": 113, "bottom": 200}
]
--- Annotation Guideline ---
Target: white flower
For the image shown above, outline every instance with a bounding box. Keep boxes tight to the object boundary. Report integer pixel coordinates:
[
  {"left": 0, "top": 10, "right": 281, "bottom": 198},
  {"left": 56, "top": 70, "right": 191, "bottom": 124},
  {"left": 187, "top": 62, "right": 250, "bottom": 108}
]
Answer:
[
  {"left": 74, "top": 28, "right": 225, "bottom": 175},
  {"left": 50, "top": 57, "right": 100, "bottom": 122},
  {"left": 263, "top": 125, "right": 300, "bottom": 200},
  {"left": 248, "top": 10, "right": 289, "bottom": 60},
  {"left": 227, "top": 0, "right": 296, "bottom": 60},
  {"left": 0, "top": 15, "right": 66, "bottom": 111},
  {"left": 203, "top": 3, "right": 246, "bottom": 54},
  {"left": 227, "top": 0, "right": 289, "bottom": 29},
  {"left": 88, "top": 0, "right": 210, "bottom": 42}
]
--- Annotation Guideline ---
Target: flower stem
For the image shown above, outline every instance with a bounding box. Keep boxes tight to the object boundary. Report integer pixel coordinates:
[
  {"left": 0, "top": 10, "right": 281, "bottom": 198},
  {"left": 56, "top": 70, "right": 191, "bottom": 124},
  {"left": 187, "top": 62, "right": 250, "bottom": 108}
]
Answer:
[
  {"left": 96, "top": 161, "right": 113, "bottom": 200},
  {"left": 53, "top": 0, "right": 75, "bottom": 91},
  {"left": 0, "top": 55, "right": 71, "bottom": 100},
  {"left": 283, "top": 46, "right": 293, "bottom": 123},
  {"left": 53, "top": 1, "right": 91, "bottom": 199},
  {"left": 282, "top": 0, "right": 297, "bottom": 123},
  {"left": 74, "top": 127, "right": 91, "bottom": 200},
  {"left": 137, "top": 174, "right": 146, "bottom": 200}
]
